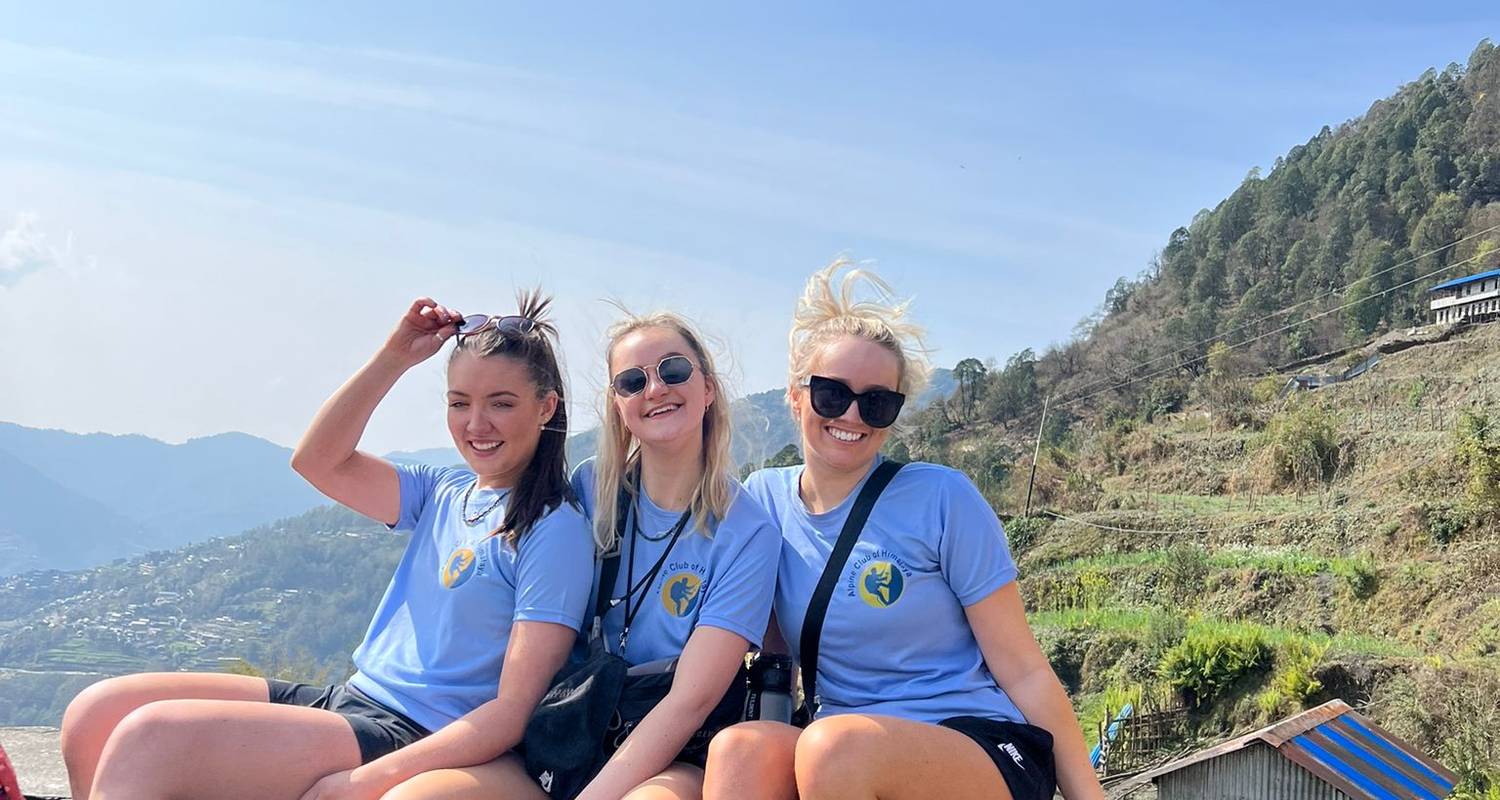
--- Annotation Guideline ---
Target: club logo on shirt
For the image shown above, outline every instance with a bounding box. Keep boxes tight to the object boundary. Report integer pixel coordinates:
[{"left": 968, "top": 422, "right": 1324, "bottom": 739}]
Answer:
[
  {"left": 856, "top": 561, "right": 905, "bottom": 608},
  {"left": 660, "top": 571, "right": 704, "bottom": 617},
  {"left": 441, "top": 546, "right": 477, "bottom": 589}
]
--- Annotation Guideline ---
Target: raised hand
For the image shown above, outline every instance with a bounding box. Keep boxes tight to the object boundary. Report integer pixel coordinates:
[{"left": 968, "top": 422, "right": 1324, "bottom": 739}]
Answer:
[{"left": 383, "top": 297, "right": 463, "bottom": 368}]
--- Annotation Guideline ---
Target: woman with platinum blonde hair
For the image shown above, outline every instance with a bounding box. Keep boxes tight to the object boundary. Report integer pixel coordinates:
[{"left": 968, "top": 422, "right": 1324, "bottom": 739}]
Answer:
[{"left": 704, "top": 259, "right": 1104, "bottom": 800}]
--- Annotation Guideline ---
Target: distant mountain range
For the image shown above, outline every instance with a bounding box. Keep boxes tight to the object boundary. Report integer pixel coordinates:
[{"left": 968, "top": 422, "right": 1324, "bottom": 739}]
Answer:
[
  {"left": 0, "top": 423, "right": 327, "bottom": 575},
  {"left": 0, "top": 369, "right": 953, "bottom": 575}
]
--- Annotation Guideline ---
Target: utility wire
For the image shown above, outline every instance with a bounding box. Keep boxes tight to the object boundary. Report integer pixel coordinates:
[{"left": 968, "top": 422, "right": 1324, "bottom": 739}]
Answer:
[
  {"left": 1056, "top": 249, "right": 1494, "bottom": 411},
  {"left": 1057, "top": 223, "right": 1500, "bottom": 403}
]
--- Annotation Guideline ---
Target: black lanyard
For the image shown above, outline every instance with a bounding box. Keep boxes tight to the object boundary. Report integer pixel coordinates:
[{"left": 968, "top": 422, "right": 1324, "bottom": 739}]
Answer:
[{"left": 615, "top": 498, "right": 691, "bottom": 654}]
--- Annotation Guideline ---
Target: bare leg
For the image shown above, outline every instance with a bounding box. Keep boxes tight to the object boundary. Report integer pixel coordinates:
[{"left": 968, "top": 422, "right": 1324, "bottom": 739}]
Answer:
[
  {"left": 794, "top": 714, "right": 1014, "bottom": 800},
  {"left": 90, "top": 698, "right": 362, "bottom": 800},
  {"left": 622, "top": 762, "right": 705, "bottom": 800},
  {"left": 61, "top": 672, "right": 269, "bottom": 800},
  {"left": 380, "top": 753, "right": 547, "bottom": 800},
  {"left": 703, "top": 721, "right": 799, "bottom": 800}
]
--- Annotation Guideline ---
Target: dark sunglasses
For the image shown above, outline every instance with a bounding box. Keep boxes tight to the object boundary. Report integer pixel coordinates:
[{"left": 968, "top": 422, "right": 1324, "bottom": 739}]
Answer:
[
  {"left": 454, "top": 314, "right": 537, "bottom": 339},
  {"left": 805, "top": 375, "right": 906, "bottom": 429},
  {"left": 611, "top": 355, "right": 696, "bottom": 397}
]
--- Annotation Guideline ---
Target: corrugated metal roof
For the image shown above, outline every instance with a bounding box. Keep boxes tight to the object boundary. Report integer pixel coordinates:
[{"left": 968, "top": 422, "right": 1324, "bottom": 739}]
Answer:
[
  {"left": 1429, "top": 267, "right": 1500, "bottom": 292},
  {"left": 1143, "top": 700, "right": 1458, "bottom": 800}
]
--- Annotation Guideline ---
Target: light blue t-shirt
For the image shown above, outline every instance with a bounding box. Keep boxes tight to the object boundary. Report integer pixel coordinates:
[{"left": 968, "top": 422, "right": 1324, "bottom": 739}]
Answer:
[
  {"left": 744, "top": 460, "right": 1024, "bottom": 725},
  {"left": 570, "top": 459, "right": 779, "bottom": 666},
  {"left": 348, "top": 463, "right": 595, "bottom": 732}
]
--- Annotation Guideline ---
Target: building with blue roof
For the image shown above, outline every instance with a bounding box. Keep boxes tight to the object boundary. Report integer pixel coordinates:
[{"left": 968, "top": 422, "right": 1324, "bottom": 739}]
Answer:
[
  {"left": 1429, "top": 267, "right": 1500, "bottom": 325},
  {"left": 1140, "top": 699, "right": 1457, "bottom": 800}
]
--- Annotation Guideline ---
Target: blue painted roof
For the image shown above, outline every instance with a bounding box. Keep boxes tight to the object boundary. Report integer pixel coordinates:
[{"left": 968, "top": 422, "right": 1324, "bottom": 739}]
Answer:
[
  {"left": 1145, "top": 700, "right": 1458, "bottom": 800},
  {"left": 1285, "top": 714, "right": 1456, "bottom": 800},
  {"left": 1429, "top": 267, "right": 1500, "bottom": 292}
]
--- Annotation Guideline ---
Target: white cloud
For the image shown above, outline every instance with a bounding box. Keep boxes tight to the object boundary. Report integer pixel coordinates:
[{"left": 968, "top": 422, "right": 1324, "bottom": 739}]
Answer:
[{"left": 0, "top": 213, "right": 65, "bottom": 288}]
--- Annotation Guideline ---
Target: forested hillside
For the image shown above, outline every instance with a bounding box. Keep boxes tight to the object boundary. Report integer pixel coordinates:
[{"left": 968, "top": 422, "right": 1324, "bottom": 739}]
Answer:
[
  {"left": 0, "top": 506, "right": 401, "bottom": 725},
  {"left": 916, "top": 40, "right": 1499, "bottom": 442},
  {"left": 892, "top": 40, "right": 1500, "bottom": 798}
]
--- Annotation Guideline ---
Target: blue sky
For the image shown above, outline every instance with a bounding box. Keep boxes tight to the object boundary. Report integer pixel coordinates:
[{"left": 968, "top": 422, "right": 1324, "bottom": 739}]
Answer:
[{"left": 1, "top": 2, "right": 1495, "bottom": 452}]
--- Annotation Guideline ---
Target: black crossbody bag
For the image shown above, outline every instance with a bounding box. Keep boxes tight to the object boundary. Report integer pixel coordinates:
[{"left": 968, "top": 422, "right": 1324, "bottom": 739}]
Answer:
[
  {"left": 522, "top": 487, "right": 748, "bottom": 798},
  {"left": 793, "top": 460, "right": 904, "bottom": 726}
]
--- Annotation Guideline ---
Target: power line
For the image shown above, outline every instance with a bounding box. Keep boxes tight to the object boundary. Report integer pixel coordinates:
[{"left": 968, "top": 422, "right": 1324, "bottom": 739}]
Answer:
[
  {"left": 1056, "top": 248, "right": 1494, "bottom": 411},
  {"left": 1057, "top": 223, "right": 1500, "bottom": 403}
]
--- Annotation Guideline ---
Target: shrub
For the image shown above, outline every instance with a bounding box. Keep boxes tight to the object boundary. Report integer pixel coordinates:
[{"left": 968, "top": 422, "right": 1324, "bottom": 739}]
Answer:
[
  {"left": 1160, "top": 543, "right": 1210, "bottom": 605},
  {"left": 1256, "top": 399, "right": 1344, "bottom": 489},
  {"left": 1140, "top": 378, "right": 1189, "bottom": 422},
  {"left": 1339, "top": 559, "right": 1380, "bottom": 599},
  {"left": 1159, "top": 628, "right": 1271, "bottom": 707},
  {"left": 1271, "top": 641, "right": 1326, "bottom": 708},
  {"left": 1252, "top": 376, "right": 1283, "bottom": 404},
  {"left": 1407, "top": 379, "right": 1431, "bottom": 408},
  {"left": 1004, "top": 516, "right": 1049, "bottom": 554},
  {"left": 1455, "top": 410, "right": 1500, "bottom": 511},
  {"left": 1423, "top": 502, "right": 1473, "bottom": 545}
]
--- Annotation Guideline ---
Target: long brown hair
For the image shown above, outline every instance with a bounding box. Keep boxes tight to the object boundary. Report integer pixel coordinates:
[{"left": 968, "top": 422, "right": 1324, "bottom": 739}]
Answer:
[{"left": 448, "top": 289, "right": 573, "bottom": 545}]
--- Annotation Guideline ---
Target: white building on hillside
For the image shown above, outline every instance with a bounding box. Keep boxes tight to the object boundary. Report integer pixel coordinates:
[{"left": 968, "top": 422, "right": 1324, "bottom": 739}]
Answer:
[{"left": 1430, "top": 267, "right": 1500, "bottom": 324}]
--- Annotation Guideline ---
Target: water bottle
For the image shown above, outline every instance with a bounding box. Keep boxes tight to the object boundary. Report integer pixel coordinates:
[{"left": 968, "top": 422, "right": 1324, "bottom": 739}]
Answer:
[{"left": 745, "top": 652, "right": 795, "bottom": 724}]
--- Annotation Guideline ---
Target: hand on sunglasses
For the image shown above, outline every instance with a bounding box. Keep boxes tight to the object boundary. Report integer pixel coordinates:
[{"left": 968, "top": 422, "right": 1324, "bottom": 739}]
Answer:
[
  {"left": 384, "top": 297, "right": 466, "bottom": 367},
  {"left": 804, "top": 375, "right": 906, "bottom": 429},
  {"left": 611, "top": 355, "right": 697, "bottom": 397}
]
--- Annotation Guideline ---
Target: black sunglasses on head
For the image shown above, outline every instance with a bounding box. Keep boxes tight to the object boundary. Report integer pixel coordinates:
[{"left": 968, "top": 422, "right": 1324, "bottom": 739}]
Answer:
[
  {"left": 454, "top": 314, "right": 537, "bottom": 339},
  {"left": 805, "top": 375, "right": 906, "bottom": 429},
  {"left": 611, "top": 355, "right": 696, "bottom": 397}
]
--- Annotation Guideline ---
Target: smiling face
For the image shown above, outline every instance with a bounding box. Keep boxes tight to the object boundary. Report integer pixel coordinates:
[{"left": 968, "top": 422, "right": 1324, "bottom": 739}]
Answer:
[
  {"left": 608, "top": 326, "right": 715, "bottom": 450},
  {"left": 446, "top": 350, "right": 558, "bottom": 488},
  {"left": 792, "top": 334, "right": 902, "bottom": 475}
]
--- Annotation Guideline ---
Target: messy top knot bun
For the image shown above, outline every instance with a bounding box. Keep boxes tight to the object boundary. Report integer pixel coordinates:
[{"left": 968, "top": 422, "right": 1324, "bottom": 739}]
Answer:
[{"left": 788, "top": 257, "right": 930, "bottom": 399}]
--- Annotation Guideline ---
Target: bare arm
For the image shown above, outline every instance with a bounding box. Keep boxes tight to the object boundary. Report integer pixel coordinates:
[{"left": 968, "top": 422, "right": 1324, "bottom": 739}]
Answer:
[
  {"left": 575, "top": 626, "right": 750, "bottom": 800},
  {"left": 300, "top": 620, "right": 577, "bottom": 800},
  {"left": 965, "top": 583, "right": 1105, "bottom": 800},
  {"left": 290, "top": 297, "right": 461, "bottom": 525}
]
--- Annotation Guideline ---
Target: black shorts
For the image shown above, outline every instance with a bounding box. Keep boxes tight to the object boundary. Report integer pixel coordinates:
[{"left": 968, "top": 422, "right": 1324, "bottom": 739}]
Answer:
[
  {"left": 267, "top": 679, "right": 430, "bottom": 764},
  {"left": 938, "top": 716, "right": 1057, "bottom": 800}
]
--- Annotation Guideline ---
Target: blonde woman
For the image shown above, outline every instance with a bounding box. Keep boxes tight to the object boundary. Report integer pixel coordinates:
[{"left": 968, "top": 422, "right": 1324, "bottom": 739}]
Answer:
[
  {"left": 704, "top": 261, "right": 1104, "bottom": 800},
  {"left": 394, "top": 312, "right": 779, "bottom": 800}
]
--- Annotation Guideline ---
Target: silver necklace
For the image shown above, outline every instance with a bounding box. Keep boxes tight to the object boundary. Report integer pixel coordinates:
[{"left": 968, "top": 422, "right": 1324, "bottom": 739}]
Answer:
[{"left": 461, "top": 480, "right": 504, "bottom": 526}]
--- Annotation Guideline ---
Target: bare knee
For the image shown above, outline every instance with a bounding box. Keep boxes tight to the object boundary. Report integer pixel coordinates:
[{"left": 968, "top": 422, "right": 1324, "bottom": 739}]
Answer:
[
  {"left": 709, "top": 722, "right": 795, "bottom": 772},
  {"left": 61, "top": 676, "right": 157, "bottom": 782},
  {"left": 62, "top": 678, "right": 127, "bottom": 751},
  {"left": 704, "top": 722, "right": 798, "bottom": 800},
  {"left": 794, "top": 717, "right": 884, "bottom": 797}
]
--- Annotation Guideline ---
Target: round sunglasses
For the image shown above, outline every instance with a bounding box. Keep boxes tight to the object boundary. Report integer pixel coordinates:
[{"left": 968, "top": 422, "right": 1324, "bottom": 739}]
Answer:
[
  {"left": 804, "top": 375, "right": 906, "bottom": 429},
  {"left": 454, "top": 314, "right": 537, "bottom": 339},
  {"left": 611, "top": 355, "right": 696, "bottom": 397}
]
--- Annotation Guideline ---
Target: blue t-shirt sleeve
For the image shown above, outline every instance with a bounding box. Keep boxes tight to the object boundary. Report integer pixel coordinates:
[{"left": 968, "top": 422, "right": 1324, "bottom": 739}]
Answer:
[
  {"left": 695, "top": 487, "right": 780, "bottom": 647},
  {"left": 937, "top": 471, "right": 1018, "bottom": 606},
  {"left": 568, "top": 459, "right": 598, "bottom": 520},
  {"left": 512, "top": 506, "right": 597, "bottom": 629},
  {"left": 392, "top": 462, "right": 452, "bottom": 532}
]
